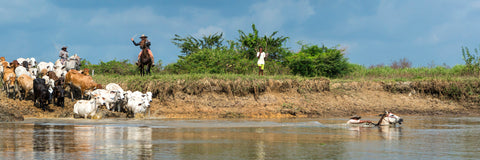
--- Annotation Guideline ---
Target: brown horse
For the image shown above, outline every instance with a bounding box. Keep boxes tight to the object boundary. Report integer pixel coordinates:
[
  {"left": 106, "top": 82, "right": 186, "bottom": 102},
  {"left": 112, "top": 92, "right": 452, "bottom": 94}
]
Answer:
[{"left": 138, "top": 48, "right": 152, "bottom": 76}]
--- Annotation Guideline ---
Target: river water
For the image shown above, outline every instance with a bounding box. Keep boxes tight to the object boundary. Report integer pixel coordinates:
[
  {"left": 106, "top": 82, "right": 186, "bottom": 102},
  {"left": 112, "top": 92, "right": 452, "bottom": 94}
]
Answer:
[{"left": 0, "top": 116, "right": 479, "bottom": 160}]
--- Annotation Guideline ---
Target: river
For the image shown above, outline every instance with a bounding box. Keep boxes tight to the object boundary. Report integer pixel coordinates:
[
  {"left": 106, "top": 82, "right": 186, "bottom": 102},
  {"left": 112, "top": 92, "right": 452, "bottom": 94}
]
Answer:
[{"left": 0, "top": 116, "right": 479, "bottom": 159}]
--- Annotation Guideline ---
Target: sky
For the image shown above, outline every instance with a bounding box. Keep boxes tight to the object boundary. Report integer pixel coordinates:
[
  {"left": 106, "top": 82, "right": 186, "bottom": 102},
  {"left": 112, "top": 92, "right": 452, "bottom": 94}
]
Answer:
[{"left": 1, "top": 0, "right": 480, "bottom": 67}]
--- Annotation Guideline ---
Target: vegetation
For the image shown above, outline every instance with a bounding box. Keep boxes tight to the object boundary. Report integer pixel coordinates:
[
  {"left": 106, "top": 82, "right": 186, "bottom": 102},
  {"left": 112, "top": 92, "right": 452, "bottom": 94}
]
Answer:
[
  {"left": 462, "top": 45, "right": 480, "bottom": 74},
  {"left": 172, "top": 32, "right": 224, "bottom": 56},
  {"left": 236, "top": 24, "right": 290, "bottom": 61},
  {"left": 75, "top": 24, "right": 480, "bottom": 84},
  {"left": 287, "top": 44, "right": 350, "bottom": 77}
]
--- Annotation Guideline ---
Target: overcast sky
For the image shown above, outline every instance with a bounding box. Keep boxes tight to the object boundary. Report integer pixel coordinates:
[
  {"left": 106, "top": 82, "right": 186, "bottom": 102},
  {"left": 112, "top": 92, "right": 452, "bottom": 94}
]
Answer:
[{"left": 1, "top": 0, "right": 479, "bottom": 67}]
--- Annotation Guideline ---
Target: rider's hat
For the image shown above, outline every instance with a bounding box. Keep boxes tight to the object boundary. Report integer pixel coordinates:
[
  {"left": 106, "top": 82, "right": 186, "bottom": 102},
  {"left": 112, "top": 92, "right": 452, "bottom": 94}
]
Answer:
[
  {"left": 140, "top": 34, "right": 148, "bottom": 38},
  {"left": 350, "top": 115, "right": 361, "bottom": 119},
  {"left": 61, "top": 46, "right": 67, "bottom": 49}
]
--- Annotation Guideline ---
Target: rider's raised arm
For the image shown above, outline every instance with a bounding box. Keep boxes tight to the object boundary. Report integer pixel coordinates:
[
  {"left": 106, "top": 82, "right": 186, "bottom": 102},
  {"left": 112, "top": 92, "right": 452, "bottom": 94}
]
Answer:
[{"left": 132, "top": 40, "right": 140, "bottom": 46}]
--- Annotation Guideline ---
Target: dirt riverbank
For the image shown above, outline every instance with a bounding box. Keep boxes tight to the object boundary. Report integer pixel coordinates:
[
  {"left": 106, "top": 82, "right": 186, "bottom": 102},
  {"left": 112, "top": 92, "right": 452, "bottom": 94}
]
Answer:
[{"left": 1, "top": 79, "right": 479, "bottom": 121}]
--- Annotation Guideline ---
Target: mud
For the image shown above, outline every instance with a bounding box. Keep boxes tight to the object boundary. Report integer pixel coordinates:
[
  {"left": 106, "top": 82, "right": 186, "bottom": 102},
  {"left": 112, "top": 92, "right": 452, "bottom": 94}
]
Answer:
[{"left": 1, "top": 79, "right": 479, "bottom": 121}]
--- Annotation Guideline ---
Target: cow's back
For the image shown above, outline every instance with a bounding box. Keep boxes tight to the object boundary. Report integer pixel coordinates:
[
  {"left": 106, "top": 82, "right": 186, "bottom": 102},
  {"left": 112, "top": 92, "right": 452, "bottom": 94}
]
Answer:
[{"left": 18, "top": 74, "right": 34, "bottom": 91}]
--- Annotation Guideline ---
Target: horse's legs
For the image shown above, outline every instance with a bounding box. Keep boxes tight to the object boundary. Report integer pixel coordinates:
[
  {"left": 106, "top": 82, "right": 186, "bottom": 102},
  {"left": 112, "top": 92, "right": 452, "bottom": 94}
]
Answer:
[{"left": 146, "top": 64, "right": 151, "bottom": 75}]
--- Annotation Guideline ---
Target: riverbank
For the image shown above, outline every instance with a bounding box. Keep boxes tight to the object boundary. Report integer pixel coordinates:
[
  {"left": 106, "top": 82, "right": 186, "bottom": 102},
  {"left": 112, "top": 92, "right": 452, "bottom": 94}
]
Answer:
[{"left": 1, "top": 75, "right": 479, "bottom": 121}]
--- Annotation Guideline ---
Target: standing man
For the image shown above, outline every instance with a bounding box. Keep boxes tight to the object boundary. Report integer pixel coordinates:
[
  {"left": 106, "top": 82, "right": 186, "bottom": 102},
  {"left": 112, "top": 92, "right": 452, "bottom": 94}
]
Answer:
[
  {"left": 59, "top": 46, "right": 69, "bottom": 65},
  {"left": 131, "top": 34, "right": 154, "bottom": 65},
  {"left": 256, "top": 47, "right": 266, "bottom": 76}
]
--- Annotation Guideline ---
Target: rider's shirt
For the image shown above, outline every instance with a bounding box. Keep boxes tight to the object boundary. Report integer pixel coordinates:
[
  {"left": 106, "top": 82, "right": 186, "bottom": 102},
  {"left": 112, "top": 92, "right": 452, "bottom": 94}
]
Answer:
[{"left": 347, "top": 119, "right": 361, "bottom": 124}]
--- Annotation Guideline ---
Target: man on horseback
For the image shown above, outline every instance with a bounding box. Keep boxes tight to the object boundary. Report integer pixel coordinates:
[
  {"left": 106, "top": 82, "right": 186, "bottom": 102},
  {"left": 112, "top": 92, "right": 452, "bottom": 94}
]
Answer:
[
  {"left": 59, "top": 46, "right": 69, "bottom": 65},
  {"left": 131, "top": 34, "right": 154, "bottom": 66},
  {"left": 347, "top": 115, "right": 373, "bottom": 124}
]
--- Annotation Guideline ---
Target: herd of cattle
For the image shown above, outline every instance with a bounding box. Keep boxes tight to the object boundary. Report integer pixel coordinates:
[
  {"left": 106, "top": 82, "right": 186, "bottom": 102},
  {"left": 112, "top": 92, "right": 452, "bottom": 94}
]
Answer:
[{"left": 0, "top": 56, "right": 152, "bottom": 119}]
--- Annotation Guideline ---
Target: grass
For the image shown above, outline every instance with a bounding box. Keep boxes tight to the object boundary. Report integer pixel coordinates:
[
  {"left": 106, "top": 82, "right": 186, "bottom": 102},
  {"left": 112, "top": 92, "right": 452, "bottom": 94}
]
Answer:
[{"left": 92, "top": 73, "right": 316, "bottom": 84}]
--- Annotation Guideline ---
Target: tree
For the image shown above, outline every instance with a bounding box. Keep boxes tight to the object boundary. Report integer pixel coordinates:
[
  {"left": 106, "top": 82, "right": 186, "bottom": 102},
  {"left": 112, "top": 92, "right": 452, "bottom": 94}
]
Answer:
[
  {"left": 462, "top": 45, "right": 480, "bottom": 74},
  {"left": 237, "top": 24, "right": 289, "bottom": 61},
  {"left": 172, "top": 32, "right": 224, "bottom": 56}
]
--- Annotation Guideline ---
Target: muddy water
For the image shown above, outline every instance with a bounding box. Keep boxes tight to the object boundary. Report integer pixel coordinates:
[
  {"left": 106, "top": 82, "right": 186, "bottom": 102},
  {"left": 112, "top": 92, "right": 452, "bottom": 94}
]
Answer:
[{"left": 0, "top": 116, "right": 479, "bottom": 159}]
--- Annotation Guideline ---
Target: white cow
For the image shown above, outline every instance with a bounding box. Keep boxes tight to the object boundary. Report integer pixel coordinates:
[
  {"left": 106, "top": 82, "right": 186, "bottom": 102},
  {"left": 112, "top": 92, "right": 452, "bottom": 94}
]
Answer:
[
  {"left": 125, "top": 90, "right": 151, "bottom": 116},
  {"left": 54, "top": 59, "right": 63, "bottom": 67},
  {"left": 37, "top": 62, "right": 54, "bottom": 72},
  {"left": 42, "top": 75, "right": 55, "bottom": 89},
  {"left": 53, "top": 65, "right": 67, "bottom": 78},
  {"left": 15, "top": 66, "right": 32, "bottom": 78},
  {"left": 146, "top": 92, "right": 152, "bottom": 102},
  {"left": 17, "top": 58, "right": 36, "bottom": 68},
  {"left": 106, "top": 83, "right": 125, "bottom": 99},
  {"left": 73, "top": 95, "right": 106, "bottom": 119},
  {"left": 29, "top": 68, "right": 38, "bottom": 78},
  {"left": 17, "top": 58, "right": 27, "bottom": 64},
  {"left": 90, "top": 89, "right": 122, "bottom": 110},
  {"left": 125, "top": 96, "right": 150, "bottom": 115},
  {"left": 28, "top": 58, "right": 36, "bottom": 68}
]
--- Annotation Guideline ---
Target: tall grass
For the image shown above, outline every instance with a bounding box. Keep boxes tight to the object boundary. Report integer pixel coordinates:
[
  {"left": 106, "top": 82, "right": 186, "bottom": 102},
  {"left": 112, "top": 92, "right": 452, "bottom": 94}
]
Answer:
[{"left": 342, "top": 64, "right": 471, "bottom": 81}]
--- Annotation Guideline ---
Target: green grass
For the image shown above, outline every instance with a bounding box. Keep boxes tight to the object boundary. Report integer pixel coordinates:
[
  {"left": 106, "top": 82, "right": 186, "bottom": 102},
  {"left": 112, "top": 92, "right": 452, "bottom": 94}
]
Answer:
[
  {"left": 93, "top": 73, "right": 316, "bottom": 84},
  {"left": 340, "top": 64, "right": 472, "bottom": 82}
]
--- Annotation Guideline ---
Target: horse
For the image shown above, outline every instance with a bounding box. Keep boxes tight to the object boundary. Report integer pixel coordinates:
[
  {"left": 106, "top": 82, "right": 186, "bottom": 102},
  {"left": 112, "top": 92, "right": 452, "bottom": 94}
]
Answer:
[
  {"left": 345, "top": 111, "right": 403, "bottom": 127},
  {"left": 138, "top": 48, "right": 152, "bottom": 76},
  {"left": 376, "top": 111, "right": 403, "bottom": 126},
  {"left": 65, "top": 54, "right": 81, "bottom": 71}
]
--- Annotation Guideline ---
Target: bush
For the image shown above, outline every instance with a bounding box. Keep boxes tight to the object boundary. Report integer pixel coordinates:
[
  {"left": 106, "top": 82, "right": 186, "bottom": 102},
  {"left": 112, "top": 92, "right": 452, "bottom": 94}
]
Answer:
[
  {"left": 82, "top": 59, "right": 137, "bottom": 75},
  {"left": 287, "top": 44, "right": 350, "bottom": 77},
  {"left": 462, "top": 46, "right": 480, "bottom": 75},
  {"left": 167, "top": 48, "right": 256, "bottom": 74}
]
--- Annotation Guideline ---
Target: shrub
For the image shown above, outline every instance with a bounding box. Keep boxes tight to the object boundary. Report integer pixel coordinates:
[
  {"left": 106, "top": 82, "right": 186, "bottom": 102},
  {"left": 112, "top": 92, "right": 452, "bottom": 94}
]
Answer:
[
  {"left": 462, "top": 45, "right": 480, "bottom": 75},
  {"left": 287, "top": 44, "right": 350, "bottom": 78},
  {"left": 82, "top": 59, "right": 137, "bottom": 75},
  {"left": 168, "top": 48, "right": 258, "bottom": 74}
]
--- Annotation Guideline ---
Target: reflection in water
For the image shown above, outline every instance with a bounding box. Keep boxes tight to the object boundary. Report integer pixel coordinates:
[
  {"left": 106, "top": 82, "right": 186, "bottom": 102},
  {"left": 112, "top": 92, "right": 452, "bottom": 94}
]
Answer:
[
  {"left": 378, "top": 126, "right": 402, "bottom": 141},
  {"left": 0, "top": 117, "right": 479, "bottom": 159}
]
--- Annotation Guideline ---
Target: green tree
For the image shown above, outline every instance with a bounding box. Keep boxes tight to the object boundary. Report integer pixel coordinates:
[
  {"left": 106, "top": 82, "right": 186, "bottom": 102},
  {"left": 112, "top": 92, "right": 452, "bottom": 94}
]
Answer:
[
  {"left": 237, "top": 24, "right": 289, "bottom": 61},
  {"left": 172, "top": 32, "right": 224, "bottom": 56},
  {"left": 462, "top": 45, "right": 480, "bottom": 74}
]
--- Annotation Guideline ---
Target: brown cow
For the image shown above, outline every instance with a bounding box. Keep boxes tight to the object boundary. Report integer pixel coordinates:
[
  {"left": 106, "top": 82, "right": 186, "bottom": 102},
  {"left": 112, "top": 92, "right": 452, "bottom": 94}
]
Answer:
[
  {"left": 3, "top": 66, "right": 16, "bottom": 98},
  {"left": 40, "top": 69, "right": 48, "bottom": 77},
  {"left": 46, "top": 71, "right": 59, "bottom": 81},
  {"left": 65, "top": 69, "right": 102, "bottom": 100},
  {"left": 17, "top": 74, "right": 34, "bottom": 100},
  {"left": 10, "top": 60, "right": 20, "bottom": 69},
  {"left": 80, "top": 68, "right": 90, "bottom": 76},
  {"left": 0, "top": 57, "right": 5, "bottom": 62}
]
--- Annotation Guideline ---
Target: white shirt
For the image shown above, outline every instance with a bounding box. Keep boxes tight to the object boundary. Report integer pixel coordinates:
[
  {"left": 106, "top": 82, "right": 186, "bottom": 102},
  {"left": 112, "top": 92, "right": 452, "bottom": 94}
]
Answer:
[
  {"left": 257, "top": 52, "right": 266, "bottom": 65},
  {"left": 347, "top": 119, "right": 361, "bottom": 124}
]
